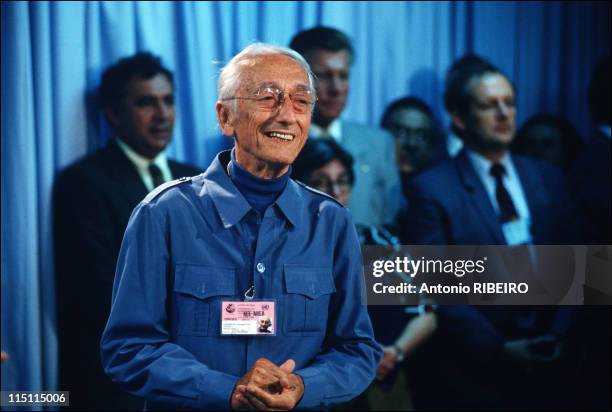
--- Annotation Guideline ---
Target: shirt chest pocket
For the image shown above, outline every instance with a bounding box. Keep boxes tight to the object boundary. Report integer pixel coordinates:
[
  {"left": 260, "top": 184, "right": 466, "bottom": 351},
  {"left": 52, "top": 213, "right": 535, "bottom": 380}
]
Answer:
[
  {"left": 173, "top": 265, "right": 236, "bottom": 337},
  {"left": 283, "top": 265, "right": 336, "bottom": 336}
]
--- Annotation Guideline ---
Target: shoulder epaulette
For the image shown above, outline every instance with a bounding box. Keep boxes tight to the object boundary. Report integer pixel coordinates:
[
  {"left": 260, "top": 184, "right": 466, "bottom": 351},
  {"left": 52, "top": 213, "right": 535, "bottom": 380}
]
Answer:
[
  {"left": 294, "top": 180, "right": 344, "bottom": 208},
  {"left": 142, "top": 176, "right": 192, "bottom": 204}
]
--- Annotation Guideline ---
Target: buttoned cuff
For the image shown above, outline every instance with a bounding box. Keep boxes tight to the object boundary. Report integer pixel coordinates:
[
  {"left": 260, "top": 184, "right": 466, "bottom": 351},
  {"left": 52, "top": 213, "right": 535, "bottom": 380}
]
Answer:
[{"left": 294, "top": 367, "right": 327, "bottom": 409}]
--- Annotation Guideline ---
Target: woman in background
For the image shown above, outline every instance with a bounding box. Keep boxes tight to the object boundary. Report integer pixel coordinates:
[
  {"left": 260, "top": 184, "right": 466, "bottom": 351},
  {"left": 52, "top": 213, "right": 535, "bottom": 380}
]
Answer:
[{"left": 292, "top": 138, "right": 437, "bottom": 411}]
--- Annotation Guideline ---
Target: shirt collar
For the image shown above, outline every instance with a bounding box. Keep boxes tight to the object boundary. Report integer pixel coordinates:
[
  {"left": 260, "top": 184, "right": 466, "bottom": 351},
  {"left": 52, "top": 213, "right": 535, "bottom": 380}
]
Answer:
[
  {"left": 309, "top": 118, "right": 343, "bottom": 143},
  {"left": 274, "top": 179, "right": 302, "bottom": 228},
  {"left": 204, "top": 151, "right": 301, "bottom": 229},
  {"left": 115, "top": 137, "right": 170, "bottom": 175},
  {"left": 465, "top": 147, "right": 512, "bottom": 178}
]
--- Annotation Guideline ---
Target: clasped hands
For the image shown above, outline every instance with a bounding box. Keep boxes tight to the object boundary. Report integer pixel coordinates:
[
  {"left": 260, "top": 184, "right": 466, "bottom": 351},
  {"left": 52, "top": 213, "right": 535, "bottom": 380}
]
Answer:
[{"left": 231, "top": 358, "right": 304, "bottom": 411}]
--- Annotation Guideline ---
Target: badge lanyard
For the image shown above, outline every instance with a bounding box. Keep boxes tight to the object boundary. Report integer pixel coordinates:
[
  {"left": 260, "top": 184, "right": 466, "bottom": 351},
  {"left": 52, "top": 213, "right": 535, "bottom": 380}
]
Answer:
[{"left": 244, "top": 285, "right": 255, "bottom": 301}]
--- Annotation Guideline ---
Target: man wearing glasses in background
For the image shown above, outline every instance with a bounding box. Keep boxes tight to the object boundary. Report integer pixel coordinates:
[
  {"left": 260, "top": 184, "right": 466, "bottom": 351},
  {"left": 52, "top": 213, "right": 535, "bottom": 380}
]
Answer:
[
  {"left": 290, "top": 26, "right": 402, "bottom": 229},
  {"left": 101, "top": 43, "right": 381, "bottom": 410}
]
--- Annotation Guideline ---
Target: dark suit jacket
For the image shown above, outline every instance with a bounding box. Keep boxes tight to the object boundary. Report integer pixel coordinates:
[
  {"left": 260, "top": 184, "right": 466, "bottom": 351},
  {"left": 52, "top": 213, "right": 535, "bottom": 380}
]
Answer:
[
  {"left": 405, "top": 149, "right": 567, "bottom": 245},
  {"left": 403, "top": 149, "right": 576, "bottom": 409},
  {"left": 53, "top": 140, "right": 202, "bottom": 410},
  {"left": 404, "top": 148, "right": 572, "bottom": 338}
]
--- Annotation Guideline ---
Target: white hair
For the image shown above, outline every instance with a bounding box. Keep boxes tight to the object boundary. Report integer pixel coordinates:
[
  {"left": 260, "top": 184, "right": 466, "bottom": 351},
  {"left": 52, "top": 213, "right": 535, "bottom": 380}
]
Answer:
[{"left": 217, "top": 42, "right": 316, "bottom": 105}]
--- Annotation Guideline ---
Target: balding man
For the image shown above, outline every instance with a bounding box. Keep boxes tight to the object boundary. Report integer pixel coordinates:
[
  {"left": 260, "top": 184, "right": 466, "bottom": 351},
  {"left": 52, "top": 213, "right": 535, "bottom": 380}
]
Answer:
[{"left": 100, "top": 43, "right": 381, "bottom": 410}]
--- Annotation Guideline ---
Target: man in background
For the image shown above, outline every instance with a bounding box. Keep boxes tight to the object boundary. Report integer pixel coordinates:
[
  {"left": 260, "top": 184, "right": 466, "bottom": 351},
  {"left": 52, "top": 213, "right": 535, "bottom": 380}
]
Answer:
[
  {"left": 53, "top": 52, "right": 202, "bottom": 410},
  {"left": 407, "top": 54, "right": 568, "bottom": 246},
  {"left": 380, "top": 96, "right": 445, "bottom": 181},
  {"left": 290, "top": 26, "right": 402, "bottom": 228},
  {"left": 405, "top": 54, "right": 577, "bottom": 410},
  {"left": 380, "top": 96, "right": 447, "bottom": 241}
]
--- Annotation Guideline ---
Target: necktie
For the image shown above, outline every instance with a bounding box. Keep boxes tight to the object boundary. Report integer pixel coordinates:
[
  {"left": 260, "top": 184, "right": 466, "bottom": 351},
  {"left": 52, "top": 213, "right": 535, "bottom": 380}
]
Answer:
[
  {"left": 490, "top": 163, "right": 518, "bottom": 222},
  {"left": 149, "top": 163, "right": 165, "bottom": 189}
]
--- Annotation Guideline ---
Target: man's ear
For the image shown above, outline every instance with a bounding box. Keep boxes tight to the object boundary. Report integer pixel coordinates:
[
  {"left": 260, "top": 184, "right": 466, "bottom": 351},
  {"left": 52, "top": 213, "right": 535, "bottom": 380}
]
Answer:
[
  {"left": 104, "top": 107, "right": 119, "bottom": 129},
  {"left": 216, "top": 102, "right": 235, "bottom": 137},
  {"left": 451, "top": 112, "right": 466, "bottom": 133}
]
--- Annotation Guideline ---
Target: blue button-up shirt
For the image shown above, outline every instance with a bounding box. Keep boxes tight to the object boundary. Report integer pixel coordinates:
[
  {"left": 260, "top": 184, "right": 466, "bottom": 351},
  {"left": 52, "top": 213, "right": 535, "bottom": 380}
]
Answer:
[{"left": 100, "top": 151, "right": 382, "bottom": 410}]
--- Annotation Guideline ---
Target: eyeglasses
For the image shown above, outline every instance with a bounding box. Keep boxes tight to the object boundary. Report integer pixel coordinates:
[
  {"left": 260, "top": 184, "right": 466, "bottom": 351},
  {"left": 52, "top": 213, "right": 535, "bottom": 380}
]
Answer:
[
  {"left": 222, "top": 86, "right": 316, "bottom": 114},
  {"left": 388, "top": 125, "right": 433, "bottom": 145},
  {"left": 308, "top": 174, "right": 353, "bottom": 195}
]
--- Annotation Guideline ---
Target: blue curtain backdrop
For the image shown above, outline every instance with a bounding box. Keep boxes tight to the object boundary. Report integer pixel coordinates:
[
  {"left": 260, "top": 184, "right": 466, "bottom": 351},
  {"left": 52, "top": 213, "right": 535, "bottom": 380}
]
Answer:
[{"left": 1, "top": 0, "right": 610, "bottom": 396}]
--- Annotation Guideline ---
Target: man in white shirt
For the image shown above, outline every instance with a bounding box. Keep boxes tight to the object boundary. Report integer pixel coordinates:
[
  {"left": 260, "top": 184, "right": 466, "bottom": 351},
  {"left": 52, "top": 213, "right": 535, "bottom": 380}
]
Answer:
[
  {"left": 290, "top": 27, "right": 402, "bottom": 228},
  {"left": 53, "top": 52, "right": 201, "bottom": 410},
  {"left": 404, "top": 54, "right": 576, "bottom": 410}
]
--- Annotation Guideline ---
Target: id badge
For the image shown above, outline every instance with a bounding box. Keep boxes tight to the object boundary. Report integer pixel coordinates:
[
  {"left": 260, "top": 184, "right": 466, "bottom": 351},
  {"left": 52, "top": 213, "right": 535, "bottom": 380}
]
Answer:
[
  {"left": 221, "top": 301, "right": 276, "bottom": 336},
  {"left": 502, "top": 218, "right": 532, "bottom": 245}
]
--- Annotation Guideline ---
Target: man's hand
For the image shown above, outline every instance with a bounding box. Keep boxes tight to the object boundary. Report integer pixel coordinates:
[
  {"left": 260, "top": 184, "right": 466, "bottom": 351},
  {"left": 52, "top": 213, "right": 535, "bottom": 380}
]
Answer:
[
  {"left": 375, "top": 346, "right": 399, "bottom": 381},
  {"left": 241, "top": 369, "right": 304, "bottom": 411},
  {"left": 231, "top": 358, "right": 303, "bottom": 410}
]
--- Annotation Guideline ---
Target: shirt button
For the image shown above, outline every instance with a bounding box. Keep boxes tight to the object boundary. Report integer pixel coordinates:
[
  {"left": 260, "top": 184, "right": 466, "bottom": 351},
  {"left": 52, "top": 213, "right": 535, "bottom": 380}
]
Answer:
[{"left": 256, "top": 262, "right": 266, "bottom": 273}]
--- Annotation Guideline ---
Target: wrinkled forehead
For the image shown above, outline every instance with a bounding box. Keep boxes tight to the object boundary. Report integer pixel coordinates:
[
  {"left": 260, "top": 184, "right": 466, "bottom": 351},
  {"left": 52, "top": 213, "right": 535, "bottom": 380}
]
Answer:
[{"left": 237, "top": 54, "right": 310, "bottom": 92}]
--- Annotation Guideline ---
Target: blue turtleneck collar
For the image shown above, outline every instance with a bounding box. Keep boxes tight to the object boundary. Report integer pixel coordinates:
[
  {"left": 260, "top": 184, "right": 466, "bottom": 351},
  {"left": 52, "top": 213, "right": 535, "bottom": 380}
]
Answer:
[{"left": 228, "top": 148, "right": 290, "bottom": 214}]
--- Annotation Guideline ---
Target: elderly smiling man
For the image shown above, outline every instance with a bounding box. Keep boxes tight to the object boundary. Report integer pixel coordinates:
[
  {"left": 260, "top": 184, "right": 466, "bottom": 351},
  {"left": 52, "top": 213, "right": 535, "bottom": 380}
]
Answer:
[{"left": 100, "top": 43, "right": 381, "bottom": 410}]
